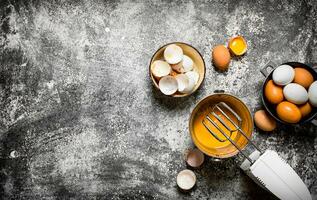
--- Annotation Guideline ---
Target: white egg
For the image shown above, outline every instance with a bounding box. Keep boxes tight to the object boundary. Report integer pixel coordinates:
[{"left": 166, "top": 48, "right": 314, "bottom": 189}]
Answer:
[
  {"left": 283, "top": 83, "right": 308, "bottom": 104},
  {"left": 308, "top": 81, "right": 317, "bottom": 107},
  {"left": 272, "top": 65, "right": 295, "bottom": 86},
  {"left": 175, "top": 74, "right": 189, "bottom": 92},
  {"left": 158, "top": 76, "right": 178, "bottom": 95},
  {"left": 164, "top": 44, "right": 183, "bottom": 64}
]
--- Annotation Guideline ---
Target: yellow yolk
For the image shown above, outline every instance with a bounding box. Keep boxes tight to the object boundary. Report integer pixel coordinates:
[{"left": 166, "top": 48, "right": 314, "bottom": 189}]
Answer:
[
  {"left": 193, "top": 108, "right": 239, "bottom": 149},
  {"left": 228, "top": 36, "right": 247, "bottom": 56}
]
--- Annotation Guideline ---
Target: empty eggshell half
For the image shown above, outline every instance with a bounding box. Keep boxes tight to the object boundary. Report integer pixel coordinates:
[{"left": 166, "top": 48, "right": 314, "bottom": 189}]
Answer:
[
  {"left": 186, "top": 71, "right": 199, "bottom": 85},
  {"left": 151, "top": 60, "right": 171, "bottom": 78},
  {"left": 176, "top": 169, "right": 196, "bottom": 191},
  {"left": 181, "top": 77, "right": 195, "bottom": 94},
  {"left": 164, "top": 44, "right": 184, "bottom": 64},
  {"left": 186, "top": 148, "right": 204, "bottom": 168},
  {"left": 159, "top": 76, "right": 178, "bottom": 95},
  {"left": 171, "top": 55, "right": 193, "bottom": 73},
  {"left": 182, "top": 55, "right": 194, "bottom": 72},
  {"left": 175, "top": 74, "right": 189, "bottom": 93}
]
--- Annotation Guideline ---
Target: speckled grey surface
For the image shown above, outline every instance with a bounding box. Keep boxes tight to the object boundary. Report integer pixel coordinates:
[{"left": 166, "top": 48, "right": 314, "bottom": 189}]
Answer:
[{"left": 0, "top": 0, "right": 316, "bottom": 199}]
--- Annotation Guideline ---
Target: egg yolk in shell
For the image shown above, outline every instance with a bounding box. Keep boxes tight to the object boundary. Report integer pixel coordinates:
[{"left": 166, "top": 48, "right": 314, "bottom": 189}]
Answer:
[{"left": 229, "top": 36, "right": 247, "bottom": 56}]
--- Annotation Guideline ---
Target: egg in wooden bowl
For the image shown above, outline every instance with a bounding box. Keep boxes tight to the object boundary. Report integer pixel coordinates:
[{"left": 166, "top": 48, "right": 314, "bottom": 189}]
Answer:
[{"left": 149, "top": 42, "right": 206, "bottom": 97}]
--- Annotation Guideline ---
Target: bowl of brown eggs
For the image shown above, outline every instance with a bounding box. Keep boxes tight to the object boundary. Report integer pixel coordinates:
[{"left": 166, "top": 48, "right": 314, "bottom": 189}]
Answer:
[
  {"left": 261, "top": 61, "right": 317, "bottom": 124},
  {"left": 149, "top": 42, "right": 205, "bottom": 97}
]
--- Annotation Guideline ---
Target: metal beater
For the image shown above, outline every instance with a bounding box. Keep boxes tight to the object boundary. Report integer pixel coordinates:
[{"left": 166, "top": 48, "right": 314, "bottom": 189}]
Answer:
[
  {"left": 202, "top": 102, "right": 312, "bottom": 200},
  {"left": 202, "top": 102, "right": 262, "bottom": 163}
]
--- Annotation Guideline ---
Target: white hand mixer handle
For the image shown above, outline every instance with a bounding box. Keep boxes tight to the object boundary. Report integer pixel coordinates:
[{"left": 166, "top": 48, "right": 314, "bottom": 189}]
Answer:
[{"left": 241, "top": 150, "right": 312, "bottom": 200}]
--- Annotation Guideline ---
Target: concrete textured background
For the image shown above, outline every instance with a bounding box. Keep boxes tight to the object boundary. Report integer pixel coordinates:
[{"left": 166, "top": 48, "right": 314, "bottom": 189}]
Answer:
[{"left": 0, "top": 0, "right": 316, "bottom": 199}]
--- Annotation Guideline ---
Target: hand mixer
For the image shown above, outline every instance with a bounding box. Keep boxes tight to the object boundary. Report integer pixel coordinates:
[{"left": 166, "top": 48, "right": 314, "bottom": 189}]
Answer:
[{"left": 202, "top": 102, "right": 312, "bottom": 200}]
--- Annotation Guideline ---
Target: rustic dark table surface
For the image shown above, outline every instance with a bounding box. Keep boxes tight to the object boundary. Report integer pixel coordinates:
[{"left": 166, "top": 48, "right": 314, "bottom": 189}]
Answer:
[{"left": 0, "top": 0, "right": 316, "bottom": 199}]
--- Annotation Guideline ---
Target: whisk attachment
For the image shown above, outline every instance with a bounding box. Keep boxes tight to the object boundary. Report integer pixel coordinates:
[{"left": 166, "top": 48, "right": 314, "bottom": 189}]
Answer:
[
  {"left": 201, "top": 101, "right": 312, "bottom": 200},
  {"left": 202, "top": 102, "right": 262, "bottom": 164}
]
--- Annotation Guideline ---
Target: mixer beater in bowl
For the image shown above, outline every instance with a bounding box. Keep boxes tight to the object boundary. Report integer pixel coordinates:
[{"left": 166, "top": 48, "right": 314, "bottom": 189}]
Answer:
[{"left": 202, "top": 102, "right": 311, "bottom": 200}]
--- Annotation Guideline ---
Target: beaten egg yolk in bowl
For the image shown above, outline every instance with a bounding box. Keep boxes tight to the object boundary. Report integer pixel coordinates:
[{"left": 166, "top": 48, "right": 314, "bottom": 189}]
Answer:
[{"left": 189, "top": 93, "right": 253, "bottom": 158}]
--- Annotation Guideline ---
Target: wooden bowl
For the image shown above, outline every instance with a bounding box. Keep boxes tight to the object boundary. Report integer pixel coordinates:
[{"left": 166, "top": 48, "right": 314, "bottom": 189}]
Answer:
[
  {"left": 189, "top": 93, "right": 253, "bottom": 158},
  {"left": 149, "top": 42, "right": 206, "bottom": 97}
]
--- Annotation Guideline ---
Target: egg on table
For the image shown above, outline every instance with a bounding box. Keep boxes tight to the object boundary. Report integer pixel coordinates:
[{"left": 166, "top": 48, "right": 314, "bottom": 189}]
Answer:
[
  {"left": 294, "top": 68, "right": 314, "bottom": 88},
  {"left": 254, "top": 110, "right": 276, "bottom": 131},
  {"left": 308, "top": 81, "right": 317, "bottom": 107},
  {"left": 272, "top": 65, "right": 295, "bottom": 86},
  {"left": 212, "top": 45, "right": 231, "bottom": 71},
  {"left": 265, "top": 80, "right": 284, "bottom": 104},
  {"left": 276, "top": 101, "right": 302, "bottom": 123},
  {"left": 283, "top": 83, "right": 308, "bottom": 105}
]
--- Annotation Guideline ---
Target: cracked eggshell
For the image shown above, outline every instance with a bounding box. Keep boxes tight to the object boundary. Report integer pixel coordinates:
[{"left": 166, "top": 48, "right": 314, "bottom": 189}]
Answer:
[
  {"left": 151, "top": 60, "right": 171, "bottom": 78},
  {"left": 171, "top": 55, "right": 194, "bottom": 73},
  {"left": 176, "top": 169, "right": 196, "bottom": 191},
  {"left": 186, "top": 71, "right": 199, "bottom": 85},
  {"left": 175, "top": 74, "right": 189, "bottom": 93},
  {"left": 272, "top": 65, "right": 295, "bottom": 86},
  {"left": 182, "top": 55, "right": 194, "bottom": 72},
  {"left": 181, "top": 77, "right": 195, "bottom": 94},
  {"left": 158, "top": 76, "right": 178, "bottom": 95},
  {"left": 283, "top": 83, "right": 308, "bottom": 105},
  {"left": 171, "top": 62, "right": 185, "bottom": 73},
  {"left": 308, "top": 81, "right": 317, "bottom": 107},
  {"left": 170, "top": 70, "right": 178, "bottom": 77},
  {"left": 164, "top": 44, "right": 183, "bottom": 64},
  {"left": 185, "top": 148, "right": 204, "bottom": 168}
]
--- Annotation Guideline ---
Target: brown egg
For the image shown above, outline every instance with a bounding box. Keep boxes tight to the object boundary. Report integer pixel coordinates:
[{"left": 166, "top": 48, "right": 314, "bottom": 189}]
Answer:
[
  {"left": 294, "top": 68, "right": 314, "bottom": 88},
  {"left": 276, "top": 101, "right": 302, "bottom": 123},
  {"left": 298, "top": 102, "right": 312, "bottom": 118},
  {"left": 212, "top": 45, "right": 231, "bottom": 70},
  {"left": 254, "top": 110, "right": 276, "bottom": 131},
  {"left": 265, "top": 80, "right": 284, "bottom": 104}
]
